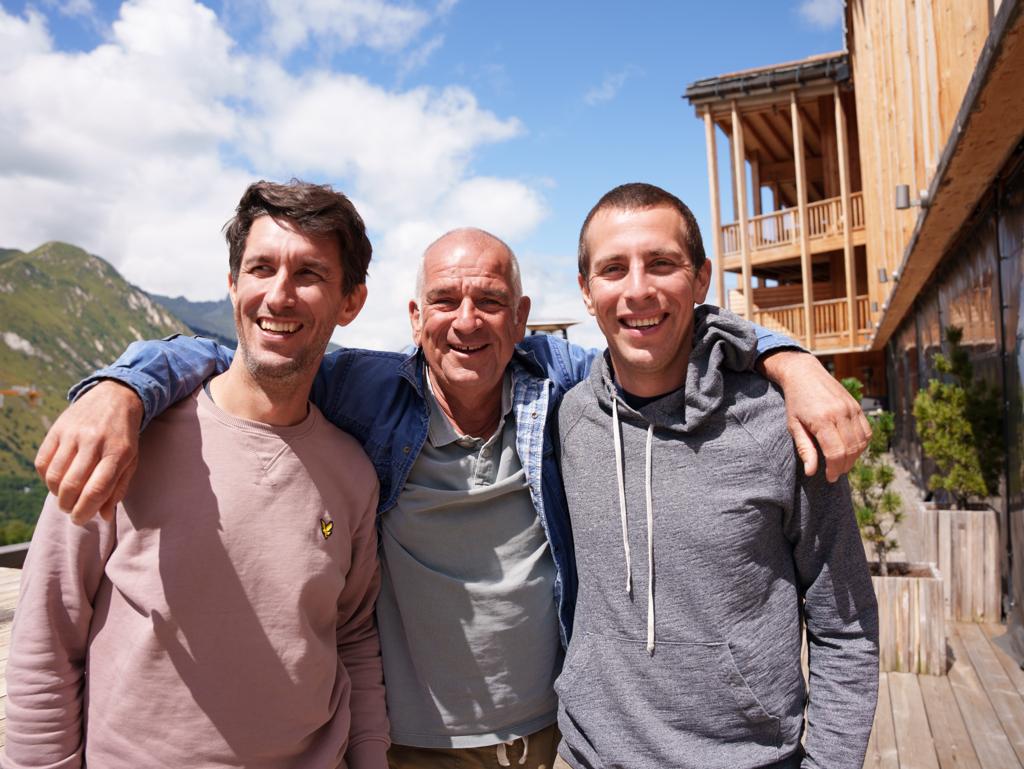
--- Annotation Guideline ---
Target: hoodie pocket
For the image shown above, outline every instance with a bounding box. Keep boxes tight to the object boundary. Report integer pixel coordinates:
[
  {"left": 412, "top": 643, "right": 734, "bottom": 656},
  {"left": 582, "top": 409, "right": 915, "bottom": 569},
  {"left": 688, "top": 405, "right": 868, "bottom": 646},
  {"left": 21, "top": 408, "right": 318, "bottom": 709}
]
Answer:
[{"left": 556, "top": 631, "right": 782, "bottom": 769}]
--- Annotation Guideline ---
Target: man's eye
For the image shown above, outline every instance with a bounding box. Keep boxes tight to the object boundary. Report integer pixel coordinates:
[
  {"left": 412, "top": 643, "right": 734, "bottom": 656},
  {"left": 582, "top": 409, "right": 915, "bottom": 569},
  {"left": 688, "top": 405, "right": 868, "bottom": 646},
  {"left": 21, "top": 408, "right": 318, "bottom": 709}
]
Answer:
[
  {"left": 600, "top": 264, "right": 625, "bottom": 276},
  {"left": 250, "top": 264, "right": 273, "bottom": 275}
]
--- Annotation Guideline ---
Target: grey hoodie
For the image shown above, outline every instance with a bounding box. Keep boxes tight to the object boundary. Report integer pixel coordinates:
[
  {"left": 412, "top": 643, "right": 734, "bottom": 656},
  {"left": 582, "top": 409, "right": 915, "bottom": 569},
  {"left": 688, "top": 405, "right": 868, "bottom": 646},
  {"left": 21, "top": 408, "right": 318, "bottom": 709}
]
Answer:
[{"left": 555, "top": 306, "right": 878, "bottom": 769}]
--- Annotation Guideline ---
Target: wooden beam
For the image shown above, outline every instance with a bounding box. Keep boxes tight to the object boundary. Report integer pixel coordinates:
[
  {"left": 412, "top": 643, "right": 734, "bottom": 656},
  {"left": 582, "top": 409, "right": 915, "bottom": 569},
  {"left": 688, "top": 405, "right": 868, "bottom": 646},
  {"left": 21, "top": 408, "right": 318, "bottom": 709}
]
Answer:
[
  {"left": 756, "top": 110, "right": 793, "bottom": 160},
  {"left": 740, "top": 116, "right": 783, "bottom": 163},
  {"left": 791, "top": 91, "right": 814, "bottom": 348},
  {"left": 731, "top": 100, "right": 753, "bottom": 320},
  {"left": 835, "top": 85, "right": 857, "bottom": 346},
  {"left": 704, "top": 108, "right": 726, "bottom": 310},
  {"left": 759, "top": 156, "right": 824, "bottom": 184},
  {"left": 797, "top": 104, "right": 822, "bottom": 156}
]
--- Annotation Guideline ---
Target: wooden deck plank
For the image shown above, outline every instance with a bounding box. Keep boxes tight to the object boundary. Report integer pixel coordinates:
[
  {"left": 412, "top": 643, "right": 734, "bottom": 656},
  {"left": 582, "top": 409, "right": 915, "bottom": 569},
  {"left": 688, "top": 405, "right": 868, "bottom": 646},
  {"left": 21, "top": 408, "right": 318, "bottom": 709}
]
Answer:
[
  {"left": 947, "top": 630, "right": 1023, "bottom": 769},
  {"left": 863, "top": 672, "right": 900, "bottom": 769},
  {"left": 981, "top": 623, "right": 1024, "bottom": 699},
  {"left": 957, "top": 623, "right": 1024, "bottom": 765},
  {"left": 889, "top": 672, "right": 940, "bottom": 769},
  {"left": 919, "top": 674, "right": 983, "bottom": 769}
]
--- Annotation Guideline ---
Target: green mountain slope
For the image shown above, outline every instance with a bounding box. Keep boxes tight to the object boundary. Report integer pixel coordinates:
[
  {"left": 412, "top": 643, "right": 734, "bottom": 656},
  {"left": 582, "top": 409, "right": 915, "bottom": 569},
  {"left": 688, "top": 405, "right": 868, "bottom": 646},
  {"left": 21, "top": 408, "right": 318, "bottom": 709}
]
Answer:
[
  {"left": 0, "top": 242, "right": 189, "bottom": 539},
  {"left": 149, "top": 292, "right": 237, "bottom": 348}
]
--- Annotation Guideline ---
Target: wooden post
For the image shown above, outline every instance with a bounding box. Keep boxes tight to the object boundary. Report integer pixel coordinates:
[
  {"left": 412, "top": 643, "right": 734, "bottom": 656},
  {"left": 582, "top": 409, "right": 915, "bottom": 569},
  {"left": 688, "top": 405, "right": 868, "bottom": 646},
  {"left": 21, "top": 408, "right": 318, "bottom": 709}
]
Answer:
[
  {"left": 750, "top": 151, "right": 762, "bottom": 216},
  {"left": 835, "top": 86, "right": 857, "bottom": 346},
  {"left": 791, "top": 92, "right": 814, "bottom": 348},
  {"left": 727, "top": 135, "right": 739, "bottom": 222},
  {"left": 730, "top": 100, "right": 753, "bottom": 320},
  {"left": 704, "top": 109, "right": 727, "bottom": 309}
]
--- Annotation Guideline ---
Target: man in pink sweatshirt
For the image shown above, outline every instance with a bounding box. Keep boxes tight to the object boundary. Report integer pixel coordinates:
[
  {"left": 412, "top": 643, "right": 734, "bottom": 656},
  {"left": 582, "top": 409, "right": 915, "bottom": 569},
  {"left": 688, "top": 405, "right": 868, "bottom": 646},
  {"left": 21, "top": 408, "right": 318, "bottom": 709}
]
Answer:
[{"left": 2, "top": 180, "right": 390, "bottom": 769}]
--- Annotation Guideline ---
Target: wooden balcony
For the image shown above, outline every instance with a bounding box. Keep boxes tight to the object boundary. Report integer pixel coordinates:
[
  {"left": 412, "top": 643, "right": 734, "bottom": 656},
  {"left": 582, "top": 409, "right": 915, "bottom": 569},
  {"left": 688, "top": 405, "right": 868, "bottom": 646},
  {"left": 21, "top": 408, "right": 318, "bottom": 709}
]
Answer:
[
  {"left": 743, "top": 294, "right": 872, "bottom": 351},
  {"left": 721, "top": 192, "right": 866, "bottom": 268}
]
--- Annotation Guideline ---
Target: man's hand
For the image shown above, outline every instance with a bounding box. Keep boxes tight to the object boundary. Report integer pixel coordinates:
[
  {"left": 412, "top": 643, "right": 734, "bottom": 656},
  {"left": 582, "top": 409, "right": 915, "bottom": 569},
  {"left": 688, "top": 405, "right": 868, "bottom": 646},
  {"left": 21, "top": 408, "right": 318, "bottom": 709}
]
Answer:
[
  {"left": 34, "top": 381, "right": 143, "bottom": 524},
  {"left": 758, "top": 350, "right": 871, "bottom": 481}
]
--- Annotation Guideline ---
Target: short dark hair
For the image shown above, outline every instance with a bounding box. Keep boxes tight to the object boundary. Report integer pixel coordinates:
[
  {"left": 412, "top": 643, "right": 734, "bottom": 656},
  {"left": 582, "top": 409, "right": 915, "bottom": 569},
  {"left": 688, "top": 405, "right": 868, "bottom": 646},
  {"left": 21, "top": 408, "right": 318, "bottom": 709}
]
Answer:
[
  {"left": 577, "top": 182, "right": 705, "bottom": 278},
  {"left": 224, "top": 179, "right": 372, "bottom": 295}
]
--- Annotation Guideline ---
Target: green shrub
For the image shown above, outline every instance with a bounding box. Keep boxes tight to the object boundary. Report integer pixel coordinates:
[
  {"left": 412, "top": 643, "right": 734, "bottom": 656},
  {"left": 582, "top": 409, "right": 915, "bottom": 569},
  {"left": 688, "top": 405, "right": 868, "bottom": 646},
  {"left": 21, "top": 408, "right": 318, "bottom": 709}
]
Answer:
[
  {"left": 912, "top": 326, "right": 1002, "bottom": 509},
  {"left": 842, "top": 378, "right": 903, "bottom": 576}
]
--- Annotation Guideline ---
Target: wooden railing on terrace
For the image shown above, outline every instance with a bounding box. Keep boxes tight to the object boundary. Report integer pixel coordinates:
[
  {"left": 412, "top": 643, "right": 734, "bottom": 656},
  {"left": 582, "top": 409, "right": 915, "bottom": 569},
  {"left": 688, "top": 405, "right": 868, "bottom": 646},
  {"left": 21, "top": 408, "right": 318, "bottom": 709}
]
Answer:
[
  {"left": 722, "top": 192, "right": 864, "bottom": 256},
  {"left": 751, "top": 295, "right": 871, "bottom": 348}
]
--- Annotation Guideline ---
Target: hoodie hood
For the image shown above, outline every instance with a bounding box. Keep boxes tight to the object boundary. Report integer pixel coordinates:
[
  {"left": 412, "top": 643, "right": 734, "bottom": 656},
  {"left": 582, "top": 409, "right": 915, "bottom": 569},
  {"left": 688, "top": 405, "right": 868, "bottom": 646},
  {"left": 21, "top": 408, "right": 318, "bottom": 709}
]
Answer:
[{"left": 588, "top": 305, "right": 758, "bottom": 433}]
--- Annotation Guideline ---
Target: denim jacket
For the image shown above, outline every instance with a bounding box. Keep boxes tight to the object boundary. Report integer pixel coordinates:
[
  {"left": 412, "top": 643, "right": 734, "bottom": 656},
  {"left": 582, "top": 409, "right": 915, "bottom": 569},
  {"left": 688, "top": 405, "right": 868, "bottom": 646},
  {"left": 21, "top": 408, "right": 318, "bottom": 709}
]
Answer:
[{"left": 71, "top": 324, "right": 796, "bottom": 646}]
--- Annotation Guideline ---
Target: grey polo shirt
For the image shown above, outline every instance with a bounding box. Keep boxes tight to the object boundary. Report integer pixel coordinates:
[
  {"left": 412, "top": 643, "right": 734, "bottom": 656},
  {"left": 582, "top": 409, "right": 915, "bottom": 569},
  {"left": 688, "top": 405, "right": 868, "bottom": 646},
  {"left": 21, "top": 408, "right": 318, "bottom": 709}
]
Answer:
[{"left": 375, "top": 369, "right": 560, "bottom": 748}]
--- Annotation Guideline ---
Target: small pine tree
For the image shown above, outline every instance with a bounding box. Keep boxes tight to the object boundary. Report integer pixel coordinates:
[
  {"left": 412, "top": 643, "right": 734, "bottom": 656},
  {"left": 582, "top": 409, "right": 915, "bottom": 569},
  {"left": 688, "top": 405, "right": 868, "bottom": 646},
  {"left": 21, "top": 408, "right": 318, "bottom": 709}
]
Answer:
[
  {"left": 912, "top": 326, "right": 1002, "bottom": 509},
  {"left": 841, "top": 379, "right": 903, "bottom": 576}
]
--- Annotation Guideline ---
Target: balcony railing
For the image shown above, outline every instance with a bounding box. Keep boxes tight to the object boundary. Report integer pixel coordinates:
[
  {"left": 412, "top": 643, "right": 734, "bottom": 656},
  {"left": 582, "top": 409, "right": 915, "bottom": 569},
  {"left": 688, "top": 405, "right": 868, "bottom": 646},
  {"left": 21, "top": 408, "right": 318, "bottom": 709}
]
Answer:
[
  {"left": 751, "top": 295, "right": 871, "bottom": 349},
  {"left": 721, "top": 192, "right": 864, "bottom": 257}
]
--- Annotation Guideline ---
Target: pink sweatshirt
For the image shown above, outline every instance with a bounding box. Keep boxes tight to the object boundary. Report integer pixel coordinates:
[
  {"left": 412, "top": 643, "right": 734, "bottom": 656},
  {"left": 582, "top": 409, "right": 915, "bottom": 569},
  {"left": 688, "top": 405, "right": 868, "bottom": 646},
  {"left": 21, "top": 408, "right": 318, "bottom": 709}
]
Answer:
[{"left": 2, "top": 389, "right": 389, "bottom": 769}]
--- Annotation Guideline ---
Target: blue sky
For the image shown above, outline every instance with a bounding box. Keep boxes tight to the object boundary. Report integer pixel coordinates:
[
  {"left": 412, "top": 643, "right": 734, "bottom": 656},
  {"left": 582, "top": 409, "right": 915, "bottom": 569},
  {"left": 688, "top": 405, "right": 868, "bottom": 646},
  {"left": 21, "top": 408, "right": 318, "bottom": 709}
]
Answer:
[{"left": 1, "top": 0, "right": 844, "bottom": 349}]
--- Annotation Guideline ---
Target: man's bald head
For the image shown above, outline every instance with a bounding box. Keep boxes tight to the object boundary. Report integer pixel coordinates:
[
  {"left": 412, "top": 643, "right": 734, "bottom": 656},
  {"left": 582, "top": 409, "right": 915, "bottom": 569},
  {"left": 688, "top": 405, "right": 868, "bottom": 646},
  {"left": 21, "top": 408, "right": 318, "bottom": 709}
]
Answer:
[{"left": 416, "top": 228, "right": 523, "bottom": 306}]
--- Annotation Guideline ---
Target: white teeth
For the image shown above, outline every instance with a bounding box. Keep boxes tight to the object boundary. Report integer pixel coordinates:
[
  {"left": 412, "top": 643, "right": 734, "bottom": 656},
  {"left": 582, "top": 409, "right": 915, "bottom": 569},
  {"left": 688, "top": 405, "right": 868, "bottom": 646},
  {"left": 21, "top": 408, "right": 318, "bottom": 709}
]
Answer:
[
  {"left": 259, "top": 319, "right": 300, "bottom": 333},
  {"left": 452, "top": 344, "right": 484, "bottom": 352},
  {"left": 623, "top": 316, "right": 662, "bottom": 328}
]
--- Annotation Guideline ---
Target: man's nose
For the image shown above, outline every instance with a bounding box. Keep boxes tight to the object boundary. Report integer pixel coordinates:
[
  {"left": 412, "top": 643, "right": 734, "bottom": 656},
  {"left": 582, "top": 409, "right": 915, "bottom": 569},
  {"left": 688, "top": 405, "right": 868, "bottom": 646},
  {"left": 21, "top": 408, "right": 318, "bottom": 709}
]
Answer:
[
  {"left": 451, "top": 297, "right": 481, "bottom": 332},
  {"left": 265, "top": 269, "right": 297, "bottom": 310},
  {"left": 623, "top": 265, "right": 655, "bottom": 301}
]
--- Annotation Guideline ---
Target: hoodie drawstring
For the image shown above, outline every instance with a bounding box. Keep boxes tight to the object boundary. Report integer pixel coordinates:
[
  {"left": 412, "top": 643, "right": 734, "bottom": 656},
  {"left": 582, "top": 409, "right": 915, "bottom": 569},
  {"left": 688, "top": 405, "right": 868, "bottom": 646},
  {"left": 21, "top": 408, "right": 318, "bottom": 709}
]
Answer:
[
  {"left": 644, "top": 422, "right": 655, "bottom": 654},
  {"left": 611, "top": 395, "right": 657, "bottom": 654},
  {"left": 611, "top": 396, "right": 633, "bottom": 596}
]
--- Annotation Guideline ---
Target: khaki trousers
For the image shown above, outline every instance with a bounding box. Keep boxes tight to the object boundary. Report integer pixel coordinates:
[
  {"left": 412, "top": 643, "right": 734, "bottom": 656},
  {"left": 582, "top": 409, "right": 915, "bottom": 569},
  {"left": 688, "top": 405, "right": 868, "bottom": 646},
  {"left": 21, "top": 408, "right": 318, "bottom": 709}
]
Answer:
[{"left": 387, "top": 722, "right": 560, "bottom": 769}]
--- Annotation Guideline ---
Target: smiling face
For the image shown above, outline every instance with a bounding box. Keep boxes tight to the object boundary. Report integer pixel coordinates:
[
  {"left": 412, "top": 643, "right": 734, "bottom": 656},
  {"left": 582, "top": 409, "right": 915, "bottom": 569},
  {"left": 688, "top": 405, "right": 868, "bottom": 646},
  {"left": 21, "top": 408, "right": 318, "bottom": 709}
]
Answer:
[
  {"left": 580, "top": 205, "right": 712, "bottom": 397},
  {"left": 409, "top": 230, "right": 530, "bottom": 405},
  {"left": 230, "top": 215, "right": 366, "bottom": 385}
]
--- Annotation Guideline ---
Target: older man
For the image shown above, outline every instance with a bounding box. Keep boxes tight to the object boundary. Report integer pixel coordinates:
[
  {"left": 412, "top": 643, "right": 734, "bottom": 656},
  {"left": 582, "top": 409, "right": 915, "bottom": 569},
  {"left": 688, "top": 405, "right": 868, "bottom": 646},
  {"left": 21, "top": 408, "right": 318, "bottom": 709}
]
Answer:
[{"left": 36, "top": 225, "right": 869, "bottom": 768}]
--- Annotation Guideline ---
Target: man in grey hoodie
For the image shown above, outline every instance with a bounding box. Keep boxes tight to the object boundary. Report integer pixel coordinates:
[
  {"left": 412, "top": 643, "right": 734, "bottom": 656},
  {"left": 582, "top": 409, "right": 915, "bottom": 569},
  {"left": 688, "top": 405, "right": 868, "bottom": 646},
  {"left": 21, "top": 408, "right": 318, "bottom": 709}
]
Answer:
[{"left": 555, "top": 183, "right": 879, "bottom": 769}]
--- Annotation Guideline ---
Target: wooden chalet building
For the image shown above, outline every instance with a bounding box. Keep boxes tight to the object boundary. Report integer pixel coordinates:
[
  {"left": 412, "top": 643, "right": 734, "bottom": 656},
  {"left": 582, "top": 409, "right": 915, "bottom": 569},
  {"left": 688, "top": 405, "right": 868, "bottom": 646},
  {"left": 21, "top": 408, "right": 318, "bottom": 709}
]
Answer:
[{"left": 687, "top": 0, "right": 1024, "bottom": 655}]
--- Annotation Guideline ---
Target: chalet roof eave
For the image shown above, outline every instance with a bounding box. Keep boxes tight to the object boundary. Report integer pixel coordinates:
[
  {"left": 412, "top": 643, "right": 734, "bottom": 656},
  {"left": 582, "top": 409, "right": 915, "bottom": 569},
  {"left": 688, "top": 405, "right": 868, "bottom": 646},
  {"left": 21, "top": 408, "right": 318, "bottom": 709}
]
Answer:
[{"left": 683, "top": 52, "right": 849, "bottom": 107}]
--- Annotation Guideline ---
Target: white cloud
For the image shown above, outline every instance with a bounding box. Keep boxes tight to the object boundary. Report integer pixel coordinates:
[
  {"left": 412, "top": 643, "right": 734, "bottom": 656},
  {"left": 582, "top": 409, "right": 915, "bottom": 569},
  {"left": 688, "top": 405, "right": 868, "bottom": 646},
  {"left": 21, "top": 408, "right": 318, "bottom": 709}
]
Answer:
[
  {"left": 55, "top": 0, "right": 97, "bottom": 18},
  {"left": 797, "top": 0, "right": 843, "bottom": 29},
  {"left": 583, "top": 66, "right": 640, "bottom": 106},
  {"left": 262, "top": 0, "right": 432, "bottom": 56},
  {"left": 0, "top": 0, "right": 548, "bottom": 350},
  {"left": 0, "top": 7, "right": 51, "bottom": 72},
  {"left": 397, "top": 33, "right": 444, "bottom": 80}
]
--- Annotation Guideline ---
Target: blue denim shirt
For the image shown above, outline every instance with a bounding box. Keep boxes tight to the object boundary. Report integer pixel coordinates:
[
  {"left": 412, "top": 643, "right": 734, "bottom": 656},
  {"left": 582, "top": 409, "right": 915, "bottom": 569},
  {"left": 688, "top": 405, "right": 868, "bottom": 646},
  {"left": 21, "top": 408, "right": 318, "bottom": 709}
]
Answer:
[{"left": 71, "top": 323, "right": 796, "bottom": 646}]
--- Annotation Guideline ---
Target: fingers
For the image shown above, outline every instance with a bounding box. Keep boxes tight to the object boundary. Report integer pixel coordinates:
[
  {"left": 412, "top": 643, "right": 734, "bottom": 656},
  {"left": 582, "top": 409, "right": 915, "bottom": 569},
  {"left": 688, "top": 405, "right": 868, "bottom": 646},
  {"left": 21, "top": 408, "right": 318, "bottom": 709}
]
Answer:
[
  {"left": 70, "top": 454, "right": 124, "bottom": 525},
  {"left": 790, "top": 419, "right": 819, "bottom": 478},
  {"left": 817, "top": 407, "right": 872, "bottom": 482},
  {"left": 34, "top": 429, "right": 61, "bottom": 490},
  {"left": 33, "top": 381, "right": 143, "bottom": 524},
  {"left": 97, "top": 457, "right": 137, "bottom": 523}
]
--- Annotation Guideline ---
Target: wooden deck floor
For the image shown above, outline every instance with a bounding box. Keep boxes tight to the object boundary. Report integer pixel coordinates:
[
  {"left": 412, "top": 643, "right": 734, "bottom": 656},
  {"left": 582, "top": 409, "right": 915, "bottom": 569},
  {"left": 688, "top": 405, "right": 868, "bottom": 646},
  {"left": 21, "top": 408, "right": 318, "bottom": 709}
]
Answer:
[
  {"left": 865, "top": 622, "right": 1024, "bottom": 769},
  {"left": 0, "top": 566, "right": 1020, "bottom": 766}
]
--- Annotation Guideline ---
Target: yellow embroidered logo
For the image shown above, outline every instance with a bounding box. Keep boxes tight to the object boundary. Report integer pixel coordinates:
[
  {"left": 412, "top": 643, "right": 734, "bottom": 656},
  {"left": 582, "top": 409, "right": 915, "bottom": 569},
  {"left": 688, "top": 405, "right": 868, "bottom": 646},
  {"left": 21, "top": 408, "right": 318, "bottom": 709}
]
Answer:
[{"left": 320, "top": 518, "right": 334, "bottom": 540}]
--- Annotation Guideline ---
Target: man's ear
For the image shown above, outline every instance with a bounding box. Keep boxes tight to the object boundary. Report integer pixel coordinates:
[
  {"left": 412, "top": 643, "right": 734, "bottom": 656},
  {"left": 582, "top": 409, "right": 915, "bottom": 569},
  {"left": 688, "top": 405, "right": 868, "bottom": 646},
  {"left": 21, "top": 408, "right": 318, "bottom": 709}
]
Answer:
[
  {"left": 694, "top": 260, "right": 712, "bottom": 304},
  {"left": 228, "top": 272, "right": 238, "bottom": 307},
  {"left": 337, "top": 284, "right": 368, "bottom": 327},
  {"left": 408, "top": 299, "right": 422, "bottom": 347},
  {"left": 514, "top": 295, "right": 531, "bottom": 341},
  {"left": 578, "top": 273, "right": 596, "bottom": 316}
]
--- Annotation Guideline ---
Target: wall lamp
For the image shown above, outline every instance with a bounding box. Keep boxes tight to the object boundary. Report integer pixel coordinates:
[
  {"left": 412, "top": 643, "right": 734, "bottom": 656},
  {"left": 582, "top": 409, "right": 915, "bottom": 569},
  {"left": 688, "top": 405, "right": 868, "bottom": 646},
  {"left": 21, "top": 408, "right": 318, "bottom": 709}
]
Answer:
[{"left": 895, "top": 184, "right": 930, "bottom": 210}]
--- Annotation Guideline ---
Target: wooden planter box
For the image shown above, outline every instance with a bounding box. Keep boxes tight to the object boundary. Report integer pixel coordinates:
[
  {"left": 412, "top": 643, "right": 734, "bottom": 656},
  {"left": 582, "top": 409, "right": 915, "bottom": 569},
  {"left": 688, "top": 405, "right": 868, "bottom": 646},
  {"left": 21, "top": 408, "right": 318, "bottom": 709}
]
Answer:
[
  {"left": 918, "top": 505, "right": 1001, "bottom": 622},
  {"left": 872, "top": 563, "right": 945, "bottom": 676}
]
